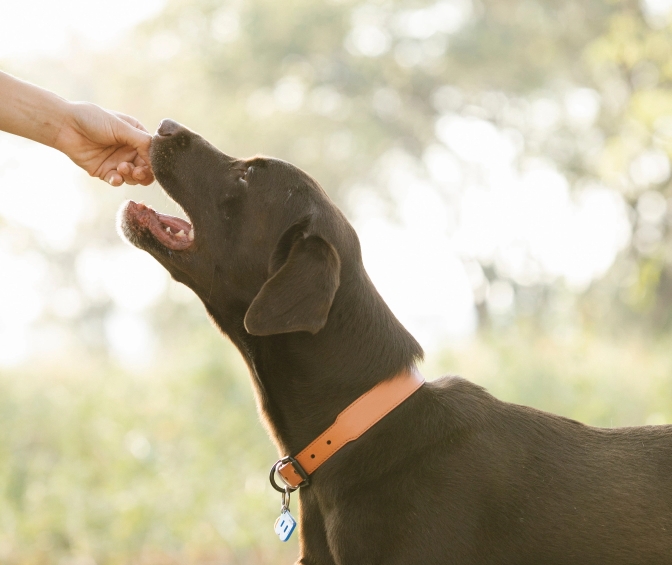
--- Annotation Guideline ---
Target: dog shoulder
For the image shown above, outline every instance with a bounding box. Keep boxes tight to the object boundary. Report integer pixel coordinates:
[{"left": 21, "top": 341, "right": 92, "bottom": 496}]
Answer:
[
  {"left": 428, "top": 374, "right": 489, "bottom": 395},
  {"left": 426, "top": 374, "right": 499, "bottom": 412},
  {"left": 422, "top": 374, "right": 504, "bottom": 433},
  {"left": 423, "top": 374, "right": 587, "bottom": 440}
]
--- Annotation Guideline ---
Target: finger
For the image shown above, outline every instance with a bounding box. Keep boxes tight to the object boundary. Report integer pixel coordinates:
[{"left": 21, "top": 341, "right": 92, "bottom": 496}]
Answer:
[
  {"left": 116, "top": 161, "right": 140, "bottom": 186},
  {"left": 115, "top": 112, "right": 151, "bottom": 135},
  {"left": 131, "top": 154, "right": 154, "bottom": 184},
  {"left": 133, "top": 165, "right": 155, "bottom": 186},
  {"left": 103, "top": 162, "right": 137, "bottom": 187},
  {"left": 132, "top": 132, "right": 152, "bottom": 165},
  {"left": 105, "top": 170, "right": 123, "bottom": 186},
  {"left": 93, "top": 145, "right": 141, "bottom": 185},
  {"left": 114, "top": 112, "right": 149, "bottom": 133},
  {"left": 112, "top": 116, "right": 152, "bottom": 164},
  {"left": 134, "top": 152, "right": 154, "bottom": 185}
]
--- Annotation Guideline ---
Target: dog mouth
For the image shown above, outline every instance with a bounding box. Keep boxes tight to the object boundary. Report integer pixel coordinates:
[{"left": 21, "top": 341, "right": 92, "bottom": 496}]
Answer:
[{"left": 120, "top": 200, "right": 194, "bottom": 251}]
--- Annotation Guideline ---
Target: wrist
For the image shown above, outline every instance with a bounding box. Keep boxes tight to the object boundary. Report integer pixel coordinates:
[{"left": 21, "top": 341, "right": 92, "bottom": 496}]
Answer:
[{"left": 51, "top": 99, "right": 79, "bottom": 152}]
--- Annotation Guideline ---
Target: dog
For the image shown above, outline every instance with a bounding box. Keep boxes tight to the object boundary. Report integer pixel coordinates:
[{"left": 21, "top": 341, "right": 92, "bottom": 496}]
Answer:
[{"left": 119, "top": 119, "right": 672, "bottom": 565}]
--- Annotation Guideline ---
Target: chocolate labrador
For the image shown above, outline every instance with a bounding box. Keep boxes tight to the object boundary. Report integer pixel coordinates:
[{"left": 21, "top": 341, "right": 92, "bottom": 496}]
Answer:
[{"left": 119, "top": 119, "right": 672, "bottom": 565}]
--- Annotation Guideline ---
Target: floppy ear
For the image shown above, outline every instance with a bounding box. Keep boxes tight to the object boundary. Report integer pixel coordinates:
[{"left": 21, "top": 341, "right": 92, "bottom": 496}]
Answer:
[{"left": 244, "top": 223, "right": 341, "bottom": 336}]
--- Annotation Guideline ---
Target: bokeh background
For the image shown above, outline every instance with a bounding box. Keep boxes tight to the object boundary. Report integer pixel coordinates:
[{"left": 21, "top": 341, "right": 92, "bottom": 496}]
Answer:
[{"left": 2, "top": 0, "right": 672, "bottom": 562}]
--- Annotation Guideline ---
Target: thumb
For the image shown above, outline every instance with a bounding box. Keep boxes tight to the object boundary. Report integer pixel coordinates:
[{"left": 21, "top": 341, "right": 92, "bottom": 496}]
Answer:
[{"left": 113, "top": 115, "right": 153, "bottom": 164}]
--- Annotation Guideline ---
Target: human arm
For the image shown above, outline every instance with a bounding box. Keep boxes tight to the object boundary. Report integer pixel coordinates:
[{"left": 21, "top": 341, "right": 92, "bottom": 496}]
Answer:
[{"left": 0, "top": 71, "right": 153, "bottom": 186}]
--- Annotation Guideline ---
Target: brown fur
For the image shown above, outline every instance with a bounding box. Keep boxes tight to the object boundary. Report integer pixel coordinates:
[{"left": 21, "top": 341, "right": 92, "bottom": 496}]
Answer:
[{"left": 120, "top": 119, "right": 672, "bottom": 565}]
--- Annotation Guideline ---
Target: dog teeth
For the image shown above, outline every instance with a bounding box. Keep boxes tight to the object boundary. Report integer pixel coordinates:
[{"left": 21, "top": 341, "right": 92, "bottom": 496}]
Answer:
[
  {"left": 165, "top": 226, "right": 171, "bottom": 233},
  {"left": 176, "top": 230, "right": 186, "bottom": 238},
  {"left": 188, "top": 230, "right": 194, "bottom": 241}
]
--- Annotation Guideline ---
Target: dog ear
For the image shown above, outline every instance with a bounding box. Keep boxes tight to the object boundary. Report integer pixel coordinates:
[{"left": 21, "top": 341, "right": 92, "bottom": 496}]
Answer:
[{"left": 244, "top": 222, "right": 341, "bottom": 336}]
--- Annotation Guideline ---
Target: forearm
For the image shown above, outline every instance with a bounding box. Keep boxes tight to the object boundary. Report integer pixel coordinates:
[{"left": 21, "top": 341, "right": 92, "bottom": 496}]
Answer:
[
  {"left": 0, "top": 70, "right": 73, "bottom": 148},
  {"left": 0, "top": 70, "right": 153, "bottom": 186}
]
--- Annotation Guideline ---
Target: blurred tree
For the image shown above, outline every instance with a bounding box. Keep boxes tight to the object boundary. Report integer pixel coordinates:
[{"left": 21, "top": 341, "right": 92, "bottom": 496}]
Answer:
[
  {"left": 82, "top": 0, "right": 672, "bottom": 334},
  {"left": 6, "top": 1, "right": 672, "bottom": 563},
  {"left": 6, "top": 0, "right": 672, "bottom": 358}
]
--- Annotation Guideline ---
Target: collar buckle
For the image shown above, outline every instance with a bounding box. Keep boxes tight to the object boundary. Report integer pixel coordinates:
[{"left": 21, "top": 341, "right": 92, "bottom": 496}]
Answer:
[{"left": 269, "top": 456, "right": 311, "bottom": 492}]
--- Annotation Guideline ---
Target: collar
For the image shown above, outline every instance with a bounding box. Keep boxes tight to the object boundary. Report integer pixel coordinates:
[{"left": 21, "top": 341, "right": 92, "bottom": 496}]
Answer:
[{"left": 269, "top": 366, "right": 425, "bottom": 491}]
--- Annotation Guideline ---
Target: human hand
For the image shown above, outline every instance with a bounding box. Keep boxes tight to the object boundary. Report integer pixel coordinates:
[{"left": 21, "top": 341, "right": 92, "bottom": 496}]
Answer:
[{"left": 55, "top": 102, "right": 155, "bottom": 186}]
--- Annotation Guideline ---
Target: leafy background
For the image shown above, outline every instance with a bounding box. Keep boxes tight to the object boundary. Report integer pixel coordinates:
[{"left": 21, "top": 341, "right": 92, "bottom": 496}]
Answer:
[{"left": 3, "top": 0, "right": 672, "bottom": 563}]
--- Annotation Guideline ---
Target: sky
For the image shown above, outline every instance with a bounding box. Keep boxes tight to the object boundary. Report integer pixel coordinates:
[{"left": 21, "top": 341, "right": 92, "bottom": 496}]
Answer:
[
  {"left": 0, "top": 0, "right": 165, "bottom": 58},
  {"left": 0, "top": 0, "right": 644, "bottom": 367}
]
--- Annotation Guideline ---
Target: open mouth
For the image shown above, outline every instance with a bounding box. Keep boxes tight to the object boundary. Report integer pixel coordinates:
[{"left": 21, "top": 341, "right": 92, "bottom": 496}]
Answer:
[{"left": 121, "top": 200, "right": 194, "bottom": 251}]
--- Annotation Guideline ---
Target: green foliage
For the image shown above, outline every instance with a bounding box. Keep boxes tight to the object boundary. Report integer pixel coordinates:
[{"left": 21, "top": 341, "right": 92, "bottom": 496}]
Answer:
[
  {"left": 0, "top": 336, "right": 297, "bottom": 564},
  {"left": 5, "top": 0, "right": 672, "bottom": 562},
  {"left": 432, "top": 327, "right": 672, "bottom": 428},
  {"left": 8, "top": 0, "right": 671, "bottom": 333},
  {"left": 3, "top": 327, "right": 672, "bottom": 563}
]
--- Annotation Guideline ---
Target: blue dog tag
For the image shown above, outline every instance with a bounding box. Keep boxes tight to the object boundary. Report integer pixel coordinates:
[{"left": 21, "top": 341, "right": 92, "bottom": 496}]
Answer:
[{"left": 274, "top": 508, "right": 297, "bottom": 542}]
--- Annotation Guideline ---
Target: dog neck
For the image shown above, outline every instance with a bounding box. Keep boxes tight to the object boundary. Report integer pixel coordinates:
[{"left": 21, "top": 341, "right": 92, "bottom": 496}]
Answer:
[{"left": 207, "top": 270, "right": 423, "bottom": 456}]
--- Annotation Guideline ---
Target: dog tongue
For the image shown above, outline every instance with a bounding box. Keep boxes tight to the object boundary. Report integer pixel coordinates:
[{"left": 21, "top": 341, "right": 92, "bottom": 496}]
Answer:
[{"left": 126, "top": 201, "right": 194, "bottom": 250}]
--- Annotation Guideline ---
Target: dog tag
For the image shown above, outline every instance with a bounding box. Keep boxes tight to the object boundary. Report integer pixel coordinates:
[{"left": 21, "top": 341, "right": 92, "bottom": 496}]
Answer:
[{"left": 274, "top": 508, "right": 297, "bottom": 542}]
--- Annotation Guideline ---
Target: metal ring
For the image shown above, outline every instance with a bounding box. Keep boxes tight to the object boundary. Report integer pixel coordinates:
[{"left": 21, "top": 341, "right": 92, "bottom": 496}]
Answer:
[
  {"left": 281, "top": 488, "right": 291, "bottom": 511},
  {"left": 269, "top": 460, "right": 298, "bottom": 493},
  {"left": 269, "top": 461, "right": 285, "bottom": 493}
]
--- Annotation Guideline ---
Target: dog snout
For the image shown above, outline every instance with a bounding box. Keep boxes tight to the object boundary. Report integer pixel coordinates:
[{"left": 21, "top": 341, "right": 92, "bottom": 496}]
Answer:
[{"left": 157, "top": 119, "right": 184, "bottom": 137}]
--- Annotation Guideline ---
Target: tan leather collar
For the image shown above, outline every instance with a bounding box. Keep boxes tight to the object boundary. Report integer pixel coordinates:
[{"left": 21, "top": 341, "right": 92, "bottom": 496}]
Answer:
[{"left": 272, "top": 366, "right": 425, "bottom": 490}]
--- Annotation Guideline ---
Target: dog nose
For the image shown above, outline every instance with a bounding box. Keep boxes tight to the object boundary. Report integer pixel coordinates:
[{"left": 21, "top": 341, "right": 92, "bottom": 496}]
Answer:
[{"left": 157, "top": 119, "right": 182, "bottom": 137}]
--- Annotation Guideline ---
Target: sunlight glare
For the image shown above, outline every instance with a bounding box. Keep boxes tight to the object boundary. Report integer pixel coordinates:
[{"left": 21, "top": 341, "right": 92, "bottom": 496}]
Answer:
[
  {"left": 0, "top": 135, "right": 88, "bottom": 251},
  {"left": 0, "top": 247, "right": 46, "bottom": 366},
  {"left": 0, "top": 0, "right": 166, "bottom": 57}
]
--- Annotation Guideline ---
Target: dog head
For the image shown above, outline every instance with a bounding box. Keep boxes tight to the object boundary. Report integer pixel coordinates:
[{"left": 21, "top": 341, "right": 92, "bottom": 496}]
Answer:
[{"left": 119, "top": 119, "right": 359, "bottom": 337}]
